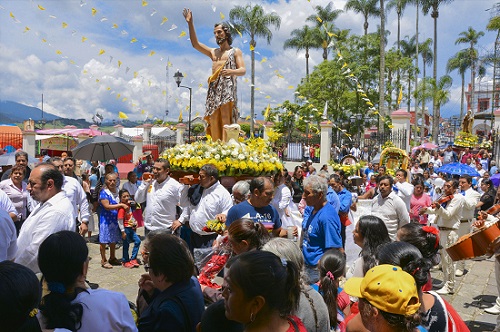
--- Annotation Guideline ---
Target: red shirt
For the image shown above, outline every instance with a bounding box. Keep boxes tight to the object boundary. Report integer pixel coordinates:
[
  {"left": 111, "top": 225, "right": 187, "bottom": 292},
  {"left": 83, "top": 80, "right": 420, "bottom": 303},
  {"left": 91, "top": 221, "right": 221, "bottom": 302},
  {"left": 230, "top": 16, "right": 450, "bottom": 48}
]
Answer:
[{"left": 117, "top": 207, "right": 135, "bottom": 228}]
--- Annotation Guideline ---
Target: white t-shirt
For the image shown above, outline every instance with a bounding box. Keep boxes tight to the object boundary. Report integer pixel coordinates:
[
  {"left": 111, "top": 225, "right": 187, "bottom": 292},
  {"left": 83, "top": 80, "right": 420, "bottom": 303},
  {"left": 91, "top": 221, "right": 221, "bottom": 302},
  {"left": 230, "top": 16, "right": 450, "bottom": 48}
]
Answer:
[{"left": 41, "top": 288, "right": 137, "bottom": 332}]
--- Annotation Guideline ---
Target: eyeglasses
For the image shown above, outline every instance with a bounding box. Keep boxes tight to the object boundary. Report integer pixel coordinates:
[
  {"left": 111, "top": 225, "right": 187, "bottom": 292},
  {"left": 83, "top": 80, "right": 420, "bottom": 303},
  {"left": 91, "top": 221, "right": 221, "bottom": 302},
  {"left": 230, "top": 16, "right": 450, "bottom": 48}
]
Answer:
[{"left": 141, "top": 250, "right": 149, "bottom": 257}]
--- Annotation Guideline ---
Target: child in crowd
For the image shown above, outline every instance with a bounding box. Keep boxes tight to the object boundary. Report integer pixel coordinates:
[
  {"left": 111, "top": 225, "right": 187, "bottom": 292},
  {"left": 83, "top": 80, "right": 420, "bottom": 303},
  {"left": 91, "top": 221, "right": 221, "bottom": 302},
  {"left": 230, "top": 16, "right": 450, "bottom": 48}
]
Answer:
[
  {"left": 117, "top": 189, "right": 141, "bottom": 268},
  {"left": 315, "top": 249, "right": 349, "bottom": 332}
]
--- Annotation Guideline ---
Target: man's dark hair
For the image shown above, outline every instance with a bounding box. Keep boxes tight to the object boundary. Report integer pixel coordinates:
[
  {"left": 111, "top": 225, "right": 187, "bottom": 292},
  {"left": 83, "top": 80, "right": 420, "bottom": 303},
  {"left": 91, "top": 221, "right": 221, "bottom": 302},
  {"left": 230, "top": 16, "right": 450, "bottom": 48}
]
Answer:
[
  {"left": 38, "top": 163, "right": 64, "bottom": 190},
  {"left": 459, "top": 174, "right": 472, "bottom": 184},
  {"left": 63, "top": 157, "right": 75, "bottom": 165},
  {"left": 201, "top": 164, "right": 219, "bottom": 180},
  {"left": 214, "top": 23, "right": 233, "bottom": 45},
  {"left": 397, "top": 169, "right": 408, "bottom": 178},
  {"left": 156, "top": 158, "right": 170, "bottom": 170},
  {"left": 250, "top": 177, "right": 272, "bottom": 193},
  {"left": 377, "top": 174, "right": 394, "bottom": 186}
]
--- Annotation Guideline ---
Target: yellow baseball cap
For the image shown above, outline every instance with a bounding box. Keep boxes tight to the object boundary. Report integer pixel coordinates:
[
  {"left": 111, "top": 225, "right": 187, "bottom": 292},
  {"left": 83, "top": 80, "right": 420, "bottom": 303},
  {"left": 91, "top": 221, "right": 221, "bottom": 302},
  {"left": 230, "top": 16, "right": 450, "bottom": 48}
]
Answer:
[{"left": 344, "top": 264, "right": 421, "bottom": 316}]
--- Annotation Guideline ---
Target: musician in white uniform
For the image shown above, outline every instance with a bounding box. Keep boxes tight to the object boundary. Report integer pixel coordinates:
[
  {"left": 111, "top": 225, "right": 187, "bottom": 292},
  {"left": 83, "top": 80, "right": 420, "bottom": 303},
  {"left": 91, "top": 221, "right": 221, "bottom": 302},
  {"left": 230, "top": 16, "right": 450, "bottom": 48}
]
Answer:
[
  {"left": 457, "top": 175, "right": 481, "bottom": 276},
  {"left": 474, "top": 209, "right": 500, "bottom": 324},
  {"left": 421, "top": 178, "right": 464, "bottom": 295}
]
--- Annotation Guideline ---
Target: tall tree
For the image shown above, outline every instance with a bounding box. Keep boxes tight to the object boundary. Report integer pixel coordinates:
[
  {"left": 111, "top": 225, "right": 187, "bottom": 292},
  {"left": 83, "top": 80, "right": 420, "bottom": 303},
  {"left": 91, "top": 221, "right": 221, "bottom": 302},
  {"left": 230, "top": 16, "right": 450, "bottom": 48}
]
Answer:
[
  {"left": 419, "top": 38, "right": 433, "bottom": 140},
  {"left": 387, "top": 0, "right": 411, "bottom": 102},
  {"left": 344, "top": 0, "right": 381, "bottom": 36},
  {"left": 400, "top": 35, "right": 418, "bottom": 138},
  {"left": 306, "top": 2, "right": 343, "bottom": 61},
  {"left": 421, "top": 0, "right": 454, "bottom": 143},
  {"left": 283, "top": 25, "right": 318, "bottom": 81},
  {"left": 378, "top": 0, "right": 386, "bottom": 133},
  {"left": 229, "top": 4, "right": 281, "bottom": 135},
  {"left": 455, "top": 26, "right": 485, "bottom": 114},
  {"left": 447, "top": 50, "right": 471, "bottom": 122},
  {"left": 386, "top": 0, "right": 411, "bottom": 52},
  {"left": 487, "top": 16, "right": 500, "bottom": 127}
]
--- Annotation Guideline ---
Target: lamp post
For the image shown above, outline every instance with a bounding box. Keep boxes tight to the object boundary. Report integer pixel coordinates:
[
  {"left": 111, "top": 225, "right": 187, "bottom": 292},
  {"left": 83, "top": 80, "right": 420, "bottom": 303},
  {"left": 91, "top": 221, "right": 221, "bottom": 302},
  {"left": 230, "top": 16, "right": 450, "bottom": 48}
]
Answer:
[{"left": 174, "top": 69, "right": 193, "bottom": 143}]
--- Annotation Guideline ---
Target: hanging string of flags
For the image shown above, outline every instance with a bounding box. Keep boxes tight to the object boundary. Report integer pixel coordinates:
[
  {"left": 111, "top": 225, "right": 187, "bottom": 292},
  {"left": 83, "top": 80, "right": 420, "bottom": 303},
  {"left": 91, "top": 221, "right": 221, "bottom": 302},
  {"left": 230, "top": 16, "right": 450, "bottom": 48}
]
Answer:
[{"left": 4, "top": 0, "right": 388, "bottom": 127}]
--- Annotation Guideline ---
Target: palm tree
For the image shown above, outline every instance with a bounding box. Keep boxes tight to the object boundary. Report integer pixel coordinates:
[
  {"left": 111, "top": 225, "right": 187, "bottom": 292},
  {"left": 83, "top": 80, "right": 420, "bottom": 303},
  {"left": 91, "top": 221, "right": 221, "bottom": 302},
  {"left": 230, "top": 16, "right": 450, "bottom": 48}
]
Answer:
[
  {"left": 229, "top": 5, "right": 281, "bottom": 135},
  {"left": 283, "top": 25, "right": 318, "bottom": 80},
  {"left": 378, "top": 0, "right": 386, "bottom": 133},
  {"left": 387, "top": 0, "right": 411, "bottom": 96},
  {"left": 431, "top": 75, "right": 453, "bottom": 127},
  {"left": 419, "top": 38, "right": 433, "bottom": 140},
  {"left": 400, "top": 36, "right": 417, "bottom": 139},
  {"left": 447, "top": 50, "right": 471, "bottom": 122},
  {"left": 487, "top": 16, "right": 500, "bottom": 126},
  {"left": 386, "top": 0, "right": 411, "bottom": 52},
  {"left": 421, "top": 0, "right": 454, "bottom": 143},
  {"left": 455, "top": 26, "right": 485, "bottom": 114},
  {"left": 344, "top": 0, "right": 381, "bottom": 36},
  {"left": 306, "top": 2, "right": 342, "bottom": 61}
]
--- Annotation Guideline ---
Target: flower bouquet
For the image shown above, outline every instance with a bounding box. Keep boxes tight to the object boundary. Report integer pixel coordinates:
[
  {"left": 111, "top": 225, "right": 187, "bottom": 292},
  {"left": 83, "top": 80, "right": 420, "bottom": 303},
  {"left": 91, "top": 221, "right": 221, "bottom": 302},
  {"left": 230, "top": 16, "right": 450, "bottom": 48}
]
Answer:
[
  {"left": 161, "top": 137, "right": 283, "bottom": 177},
  {"left": 454, "top": 131, "right": 478, "bottom": 148},
  {"left": 196, "top": 237, "right": 232, "bottom": 289}
]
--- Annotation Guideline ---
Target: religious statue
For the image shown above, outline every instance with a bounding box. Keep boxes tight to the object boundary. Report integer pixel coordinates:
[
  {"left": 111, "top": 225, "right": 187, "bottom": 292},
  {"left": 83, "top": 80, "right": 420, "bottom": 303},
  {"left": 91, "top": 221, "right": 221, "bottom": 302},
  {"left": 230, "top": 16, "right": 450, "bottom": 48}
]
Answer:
[
  {"left": 462, "top": 109, "right": 474, "bottom": 134},
  {"left": 183, "top": 8, "right": 246, "bottom": 142}
]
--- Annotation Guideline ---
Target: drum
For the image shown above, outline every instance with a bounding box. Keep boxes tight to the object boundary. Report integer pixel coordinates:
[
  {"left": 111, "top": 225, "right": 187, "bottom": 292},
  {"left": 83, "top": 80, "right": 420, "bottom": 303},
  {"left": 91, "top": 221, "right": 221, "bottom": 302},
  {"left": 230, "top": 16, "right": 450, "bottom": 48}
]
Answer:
[{"left": 446, "top": 222, "right": 500, "bottom": 261}]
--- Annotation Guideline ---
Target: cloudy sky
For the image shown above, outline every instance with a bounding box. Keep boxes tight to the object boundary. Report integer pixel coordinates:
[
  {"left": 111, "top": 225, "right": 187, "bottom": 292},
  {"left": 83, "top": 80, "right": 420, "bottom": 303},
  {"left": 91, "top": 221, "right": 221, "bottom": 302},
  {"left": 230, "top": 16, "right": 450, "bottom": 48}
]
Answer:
[{"left": 0, "top": 0, "right": 498, "bottom": 125}]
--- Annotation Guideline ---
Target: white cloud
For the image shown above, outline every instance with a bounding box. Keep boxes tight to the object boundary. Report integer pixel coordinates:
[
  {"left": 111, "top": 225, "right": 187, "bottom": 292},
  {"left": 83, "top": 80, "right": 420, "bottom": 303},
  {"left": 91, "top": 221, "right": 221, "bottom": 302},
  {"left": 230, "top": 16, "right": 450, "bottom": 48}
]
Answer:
[{"left": 0, "top": 0, "right": 498, "bottom": 124}]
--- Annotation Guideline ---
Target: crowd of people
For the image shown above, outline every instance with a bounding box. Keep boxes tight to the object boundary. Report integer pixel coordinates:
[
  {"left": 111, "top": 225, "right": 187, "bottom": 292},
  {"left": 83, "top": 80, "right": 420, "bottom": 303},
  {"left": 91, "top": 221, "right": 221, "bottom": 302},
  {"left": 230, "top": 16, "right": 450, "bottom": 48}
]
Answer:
[{"left": 1, "top": 144, "right": 500, "bottom": 331}]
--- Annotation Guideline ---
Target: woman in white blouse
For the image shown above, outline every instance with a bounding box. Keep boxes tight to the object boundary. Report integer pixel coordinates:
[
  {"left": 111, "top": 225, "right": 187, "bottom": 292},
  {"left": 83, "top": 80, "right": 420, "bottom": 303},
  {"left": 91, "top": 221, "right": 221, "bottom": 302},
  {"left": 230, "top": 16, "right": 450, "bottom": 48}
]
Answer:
[{"left": 0, "top": 165, "right": 28, "bottom": 235}]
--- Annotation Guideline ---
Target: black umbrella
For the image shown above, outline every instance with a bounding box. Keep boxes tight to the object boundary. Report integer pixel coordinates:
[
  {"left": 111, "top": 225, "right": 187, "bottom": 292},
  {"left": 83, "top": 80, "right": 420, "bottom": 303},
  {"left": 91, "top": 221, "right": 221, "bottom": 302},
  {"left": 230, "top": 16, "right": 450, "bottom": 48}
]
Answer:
[{"left": 72, "top": 135, "right": 134, "bottom": 161}]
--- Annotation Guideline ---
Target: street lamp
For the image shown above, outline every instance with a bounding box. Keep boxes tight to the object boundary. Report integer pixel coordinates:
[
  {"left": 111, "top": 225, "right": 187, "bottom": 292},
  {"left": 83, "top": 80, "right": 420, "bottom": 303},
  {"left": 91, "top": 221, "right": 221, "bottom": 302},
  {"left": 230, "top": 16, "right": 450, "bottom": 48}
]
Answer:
[{"left": 174, "top": 69, "right": 193, "bottom": 143}]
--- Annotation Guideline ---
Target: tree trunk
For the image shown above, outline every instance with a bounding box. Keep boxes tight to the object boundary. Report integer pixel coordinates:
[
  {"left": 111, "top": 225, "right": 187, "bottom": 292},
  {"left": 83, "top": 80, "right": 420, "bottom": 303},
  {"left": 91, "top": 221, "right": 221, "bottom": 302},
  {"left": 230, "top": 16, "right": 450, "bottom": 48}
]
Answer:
[
  {"left": 413, "top": 1, "right": 419, "bottom": 144},
  {"left": 421, "top": 62, "right": 427, "bottom": 141},
  {"left": 306, "top": 48, "right": 310, "bottom": 82},
  {"left": 459, "top": 73, "right": 465, "bottom": 122},
  {"left": 250, "top": 38, "right": 256, "bottom": 136},
  {"left": 378, "top": 0, "right": 386, "bottom": 134},
  {"left": 432, "top": 9, "right": 439, "bottom": 144}
]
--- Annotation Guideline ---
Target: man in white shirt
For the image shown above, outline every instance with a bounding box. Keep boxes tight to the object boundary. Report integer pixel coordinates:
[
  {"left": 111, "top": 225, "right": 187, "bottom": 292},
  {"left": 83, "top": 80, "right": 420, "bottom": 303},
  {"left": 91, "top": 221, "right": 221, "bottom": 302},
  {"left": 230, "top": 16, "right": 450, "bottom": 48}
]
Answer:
[
  {"left": 350, "top": 143, "right": 361, "bottom": 159},
  {"left": 15, "top": 163, "right": 75, "bottom": 273},
  {"left": 135, "top": 159, "right": 188, "bottom": 235},
  {"left": 178, "top": 164, "right": 233, "bottom": 251},
  {"left": 422, "top": 178, "right": 464, "bottom": 295},
  {"left": 49, "top": 157, "right": 90, "bottom": 235},
  {"left": 394, "top": 169, "right": 414, "bottom": 212},
  {"left": 370, "top": 175, "right": 410, "bottom": 241},
  {"left": 0, "top": 208, "right": 17, "bottom": 262},
  {"left": 0, "top": 188, "right": 18, "bottom": 222},
  {"left": 456, "top": 175, "right": 481, "bottom": 276}
]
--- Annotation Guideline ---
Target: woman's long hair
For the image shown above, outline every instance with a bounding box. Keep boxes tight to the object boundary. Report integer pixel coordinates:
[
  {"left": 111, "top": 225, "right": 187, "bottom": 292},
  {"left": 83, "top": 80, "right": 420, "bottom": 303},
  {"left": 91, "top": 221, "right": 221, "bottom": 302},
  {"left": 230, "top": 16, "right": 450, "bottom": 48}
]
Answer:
[
  {"left": 318, "top": 249, "right": 346, "bottom": 329},
  {"left": 357, "top": 215, "right": 391, "bottom": 274},
  {"left": 38, "top": 231, "right": 88, "bottom": 331}
]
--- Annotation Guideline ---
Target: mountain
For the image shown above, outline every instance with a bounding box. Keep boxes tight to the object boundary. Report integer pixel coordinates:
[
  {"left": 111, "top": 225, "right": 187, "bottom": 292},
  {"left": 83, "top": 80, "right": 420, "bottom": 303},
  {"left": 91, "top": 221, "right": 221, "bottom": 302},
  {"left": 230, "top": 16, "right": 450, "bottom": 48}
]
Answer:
[{"left": 0, "top": 100, "right": 61, "bottom": 123}]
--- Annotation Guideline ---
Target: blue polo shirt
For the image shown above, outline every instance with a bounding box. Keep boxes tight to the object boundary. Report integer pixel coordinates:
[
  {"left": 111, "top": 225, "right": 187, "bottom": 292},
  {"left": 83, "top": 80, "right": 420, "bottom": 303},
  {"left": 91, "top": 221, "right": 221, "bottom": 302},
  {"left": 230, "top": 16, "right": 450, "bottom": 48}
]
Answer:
[
  {"left": 336, "top": 188, "right": 352, "bottom": 214},
  {"left": 302, "top": 203, "right": 342, "bottom": 266},
  {"left": 327, "top": 187, "right": 340, "bottom": 213},
  {"left": 226, "top": 200, "right": 282, "bottom": 230}
]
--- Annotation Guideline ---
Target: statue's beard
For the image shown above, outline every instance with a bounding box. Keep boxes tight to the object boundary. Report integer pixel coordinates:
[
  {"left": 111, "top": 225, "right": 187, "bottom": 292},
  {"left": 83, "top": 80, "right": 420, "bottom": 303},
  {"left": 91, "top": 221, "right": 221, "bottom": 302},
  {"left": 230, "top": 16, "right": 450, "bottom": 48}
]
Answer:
[{"left": 216, "top": 37, "right": 226, "bottom": 45}]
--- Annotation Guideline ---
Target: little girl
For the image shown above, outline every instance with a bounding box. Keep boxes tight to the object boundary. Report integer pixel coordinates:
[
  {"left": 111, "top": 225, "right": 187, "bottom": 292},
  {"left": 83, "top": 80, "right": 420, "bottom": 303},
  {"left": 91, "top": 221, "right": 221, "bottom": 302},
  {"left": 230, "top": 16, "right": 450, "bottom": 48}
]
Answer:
[
  {"left": 117, "top": 189, "right": 141, "bottom": 268},
  {"left": 314, "top": 249, "right": 349, "bottom": 332}
]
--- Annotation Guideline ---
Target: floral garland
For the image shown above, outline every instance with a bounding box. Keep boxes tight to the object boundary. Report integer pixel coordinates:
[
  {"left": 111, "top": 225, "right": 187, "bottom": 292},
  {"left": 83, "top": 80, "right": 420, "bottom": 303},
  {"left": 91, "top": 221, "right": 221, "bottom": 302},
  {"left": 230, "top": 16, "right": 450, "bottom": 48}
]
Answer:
[
  {"left": 382, "top": 140, "right": 396, "bottom": 150},
  {"left": 161, "top": 137, "right": 283, "bottom": 177},
  {"left": 380, "top": 147, "right": 408, "bottom": 176},
  {"left": 480, "top": 140, "right": 493, "bottom": 150},
  {"left": 454, "top": 131, "right": 478, "bottom": 148}
]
